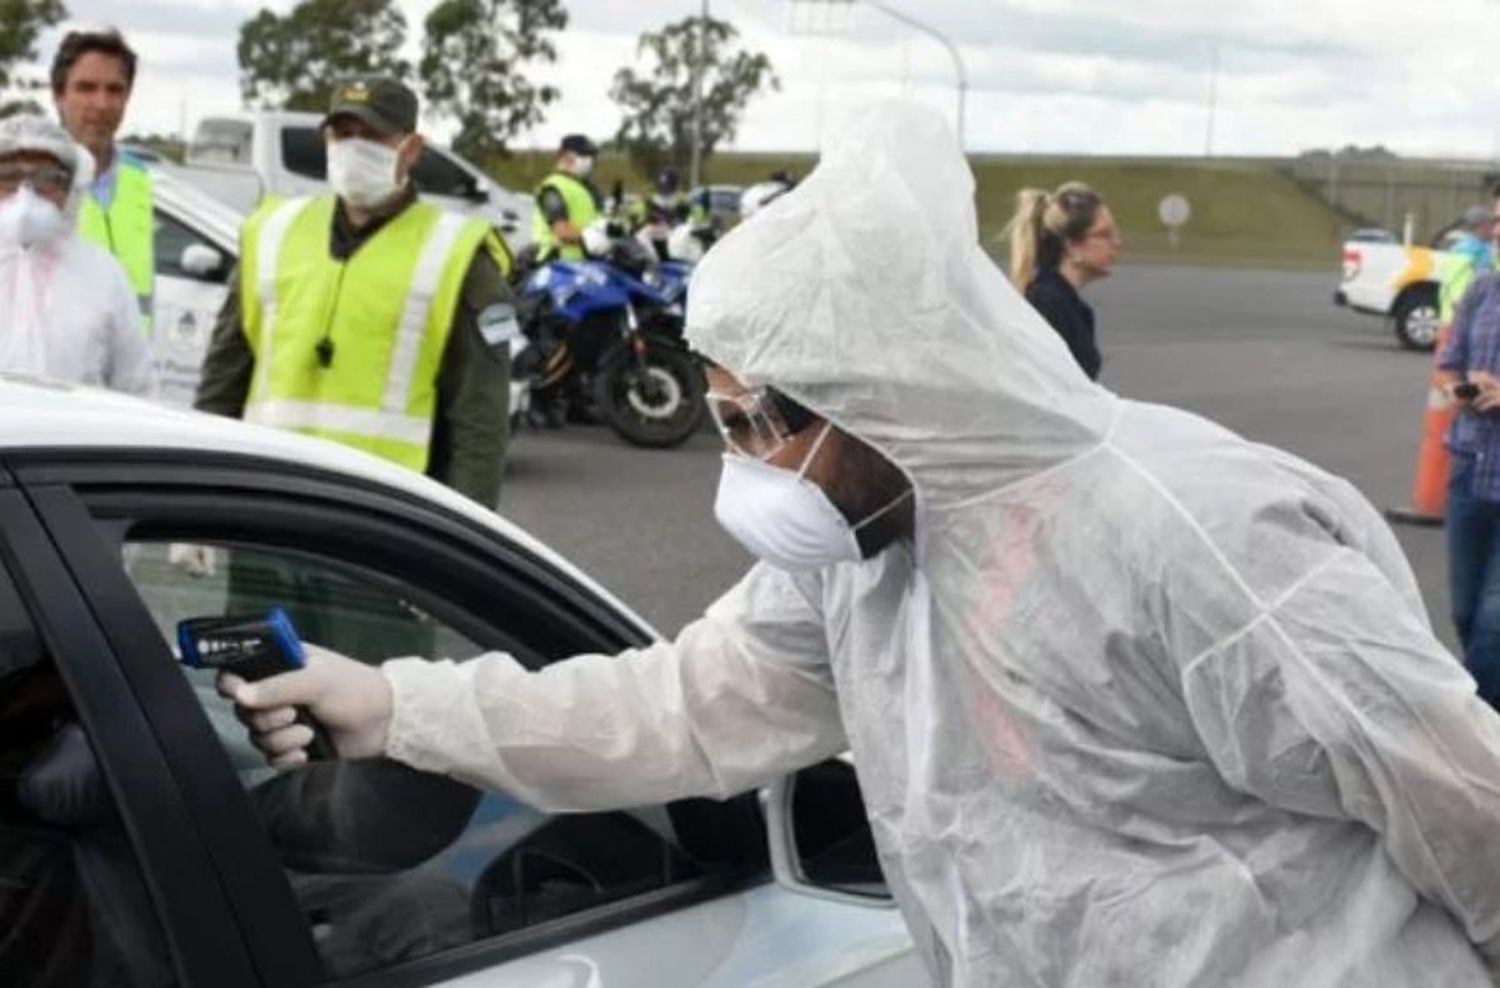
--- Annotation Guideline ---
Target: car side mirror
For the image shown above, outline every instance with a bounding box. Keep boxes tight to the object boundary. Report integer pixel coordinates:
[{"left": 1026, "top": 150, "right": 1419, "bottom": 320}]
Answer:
[
  {"left": 465, "top": 185, "right": 491, "bottom": 204},
  {"left": 758, "top": 757, "right": 895, "bottom": 908},
  {"left": 180, "top": 243, "right": 226, "bottom": 281}
]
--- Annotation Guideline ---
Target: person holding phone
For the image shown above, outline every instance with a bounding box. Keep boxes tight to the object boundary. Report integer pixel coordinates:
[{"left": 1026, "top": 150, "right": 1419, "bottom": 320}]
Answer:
[{"left": 1438, "top": 271, "right": 1500, "bottom": 704}]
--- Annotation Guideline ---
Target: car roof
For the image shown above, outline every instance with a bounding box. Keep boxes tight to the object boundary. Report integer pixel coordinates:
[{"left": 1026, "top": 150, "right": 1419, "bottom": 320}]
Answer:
[
  {"left": 0, "top": 376, "right": 657, "bottom": 639},
  {"left": 150, "top": 166, "right": 245, "bottom": 249}
]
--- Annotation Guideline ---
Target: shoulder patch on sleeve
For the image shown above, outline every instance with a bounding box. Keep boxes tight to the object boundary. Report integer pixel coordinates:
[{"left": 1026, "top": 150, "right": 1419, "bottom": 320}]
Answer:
[{"left": 477, "top": 302, "right": 522, "bottom": 348}]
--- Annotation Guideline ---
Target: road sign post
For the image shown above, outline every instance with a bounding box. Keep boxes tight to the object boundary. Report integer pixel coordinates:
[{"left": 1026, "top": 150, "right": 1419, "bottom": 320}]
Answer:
[{"left": 1159, "top": 194, "right": 1192, "bottom": 249}]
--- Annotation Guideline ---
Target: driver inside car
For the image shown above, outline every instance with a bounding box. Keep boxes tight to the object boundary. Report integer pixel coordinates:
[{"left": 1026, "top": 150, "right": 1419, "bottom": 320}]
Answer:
[
  {"left": 225, "top": 101, "right": 1500, "bottom": 987},
  {"left": 0, "top": 633, "right": 173, "bottom": 987},
  {"left": 0, "top": 580, "right": 482, "bottom": 984}
]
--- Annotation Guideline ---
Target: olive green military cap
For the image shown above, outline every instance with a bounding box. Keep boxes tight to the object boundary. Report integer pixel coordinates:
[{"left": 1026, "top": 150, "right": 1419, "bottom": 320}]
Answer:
[{"left": 322, "top": 76, "right": 418, "bottom": 136}]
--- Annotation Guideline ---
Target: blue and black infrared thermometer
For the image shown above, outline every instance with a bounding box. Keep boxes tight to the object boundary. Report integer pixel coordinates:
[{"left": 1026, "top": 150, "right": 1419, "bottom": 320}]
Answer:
[{"left": 177, "top": 608, "right": 337, "bottom": 761}]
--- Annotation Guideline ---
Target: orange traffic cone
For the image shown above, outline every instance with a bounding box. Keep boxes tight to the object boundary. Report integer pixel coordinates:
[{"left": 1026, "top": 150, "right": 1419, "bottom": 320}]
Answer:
[{"left": 1386, "top": 326, "right": 1454, "bottom": 527}]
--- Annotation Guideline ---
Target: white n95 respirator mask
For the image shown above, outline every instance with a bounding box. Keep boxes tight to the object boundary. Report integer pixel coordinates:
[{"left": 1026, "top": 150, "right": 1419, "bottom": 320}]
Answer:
[
  {"left": 0, "top": 185, "right": 68, "bottom": 250},
  {"left": 714, "top": 423, "right": 910, "bottom": 572},
  {"left": 327, "top": 137, "right": 404, "bottom": 209}
]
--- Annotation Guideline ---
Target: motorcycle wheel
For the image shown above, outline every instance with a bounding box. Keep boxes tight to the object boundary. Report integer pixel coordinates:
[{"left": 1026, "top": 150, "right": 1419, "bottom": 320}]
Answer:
[{"left": 593, "top": 341, "right": 706, "bottom": 448}]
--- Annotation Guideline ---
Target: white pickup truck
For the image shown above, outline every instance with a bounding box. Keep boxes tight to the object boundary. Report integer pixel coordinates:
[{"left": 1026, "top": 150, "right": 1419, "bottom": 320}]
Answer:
[
  {"left": 171, "top": 111, "right": 533, "bottom": 247},
  {"left": 1334, "top": 223, "right": 1472, "bottom": 350}
]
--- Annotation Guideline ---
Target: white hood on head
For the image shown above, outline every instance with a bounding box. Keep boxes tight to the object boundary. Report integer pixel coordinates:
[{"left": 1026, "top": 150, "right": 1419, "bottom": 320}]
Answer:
[
  {"left": 0, "top": 114, "right": 91, "bottom": 219},
  {"left": 685, "top": 101, "right": 1116, "bottom": 512}
]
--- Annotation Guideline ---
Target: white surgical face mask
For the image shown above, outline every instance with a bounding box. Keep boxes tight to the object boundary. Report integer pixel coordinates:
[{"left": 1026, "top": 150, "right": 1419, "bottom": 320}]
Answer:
[
  {"left": 0, "top": 185, "right": 68, "bottom": 251},
  {"left": 573, "top": 154, "right": 595, "bottom": 178},
  {"left": 327, "top": 137, "right": 404, "bottom": 209},
  {"left": 713, "top": 423, "right": 912, "bottom": 572}
]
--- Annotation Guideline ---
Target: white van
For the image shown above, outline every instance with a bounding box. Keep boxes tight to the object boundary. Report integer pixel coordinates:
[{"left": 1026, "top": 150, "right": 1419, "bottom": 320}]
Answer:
[{"left": 176, "top": 111, "right": 533, "bottom": 247}]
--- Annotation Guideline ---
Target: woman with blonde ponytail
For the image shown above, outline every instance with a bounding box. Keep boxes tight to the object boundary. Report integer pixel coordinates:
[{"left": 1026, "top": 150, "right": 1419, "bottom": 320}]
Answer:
[{"left": 1007, "top": 181, "right": 1119, "bottom": 380}]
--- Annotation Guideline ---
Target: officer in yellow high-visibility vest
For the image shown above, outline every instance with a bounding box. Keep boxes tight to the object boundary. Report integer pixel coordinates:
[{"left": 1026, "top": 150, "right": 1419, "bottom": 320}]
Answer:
[
  {"left": 51, "top": 28, "right": 154, "bottom": 324},
  {"left": 195, "top": 77, "right": 516, "bottom": 509},
  {"left": 532, "top": 134, "right": 603, "bottom": 261}
]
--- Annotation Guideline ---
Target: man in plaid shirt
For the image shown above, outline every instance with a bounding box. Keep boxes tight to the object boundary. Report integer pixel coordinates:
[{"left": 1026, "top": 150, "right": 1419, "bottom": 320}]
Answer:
[{"left": 1439, "top": 263, "right": 1500, "bottom": 703}]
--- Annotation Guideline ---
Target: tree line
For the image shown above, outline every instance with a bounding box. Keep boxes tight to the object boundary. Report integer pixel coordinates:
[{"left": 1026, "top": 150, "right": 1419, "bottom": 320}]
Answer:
[{"left": 0, "top": 0, "right": 778, "bottom": 175}]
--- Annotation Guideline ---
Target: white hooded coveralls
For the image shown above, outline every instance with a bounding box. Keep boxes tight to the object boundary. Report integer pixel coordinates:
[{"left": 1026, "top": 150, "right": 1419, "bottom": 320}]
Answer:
[
  {"left": 0, "top": 117, "right": 154, "bottom": 396},
  {"left": 382, "top": 104, "right": 1500, "bottom": 986}
]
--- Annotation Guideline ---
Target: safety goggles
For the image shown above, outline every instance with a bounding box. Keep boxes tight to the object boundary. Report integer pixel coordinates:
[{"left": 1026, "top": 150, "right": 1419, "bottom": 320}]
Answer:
[
  {"left": 0, "top": 163, "right": 71, "bottom": 198},
  {"left": 705, "top": 387, "right": 817, "bottom": 461}
]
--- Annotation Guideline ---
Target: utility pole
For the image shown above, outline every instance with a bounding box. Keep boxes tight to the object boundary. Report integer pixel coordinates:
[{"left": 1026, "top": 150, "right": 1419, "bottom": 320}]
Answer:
[{"left": 1204, "top": 44, "right": 1219, "bottom": 158}]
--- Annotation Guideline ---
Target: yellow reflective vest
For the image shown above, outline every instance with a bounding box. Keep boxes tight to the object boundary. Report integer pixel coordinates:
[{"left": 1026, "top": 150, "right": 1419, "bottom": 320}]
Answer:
[
  {"left": 532, "top": 172, "right": 600, "bottom": 261},
  {"left": 78, "top": 154, "right": 154, "bottom": 323},
  {"left": 1440, "top": 249, "right": 1496, "bottom": 327},
  {"left": 239, "top": 194, "right": 494, "bottom": 472}
]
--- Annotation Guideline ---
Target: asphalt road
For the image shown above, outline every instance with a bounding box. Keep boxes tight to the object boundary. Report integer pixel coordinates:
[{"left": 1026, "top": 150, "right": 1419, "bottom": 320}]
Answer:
[{"left": 500, "top": 263, "right": 1455, "bottom": 650}]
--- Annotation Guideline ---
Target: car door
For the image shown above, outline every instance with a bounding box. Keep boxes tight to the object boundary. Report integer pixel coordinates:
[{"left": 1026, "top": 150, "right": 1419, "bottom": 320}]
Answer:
[
  {"left": 152, "top": 202, "right": 234, "bottom": 408},
  {"left": 12, "top": 450, "right": 836, "bottom": 986},
  {"left": 0, "top": 464, "right": 292, "bottom": 987}
]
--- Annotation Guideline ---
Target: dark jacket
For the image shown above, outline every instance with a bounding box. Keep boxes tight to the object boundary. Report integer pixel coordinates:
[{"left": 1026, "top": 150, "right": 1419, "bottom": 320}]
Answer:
[{"left": 1025, "top": 267, "right": 1101, "bottom": 381}]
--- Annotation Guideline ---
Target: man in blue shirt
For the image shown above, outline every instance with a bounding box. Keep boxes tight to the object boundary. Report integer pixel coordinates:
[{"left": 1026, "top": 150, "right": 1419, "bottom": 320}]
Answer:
[{"left": 1438, "top": 268, "right": 1500, "bottom": 702}]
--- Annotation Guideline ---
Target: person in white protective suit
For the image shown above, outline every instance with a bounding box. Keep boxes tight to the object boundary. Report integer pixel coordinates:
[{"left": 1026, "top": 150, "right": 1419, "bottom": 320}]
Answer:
[
  {"left": 0, "top": 114, "right": 153, "bottom": 395},
  {"left": 223, "top": 102, "right": 1500, "bottom": 987}
]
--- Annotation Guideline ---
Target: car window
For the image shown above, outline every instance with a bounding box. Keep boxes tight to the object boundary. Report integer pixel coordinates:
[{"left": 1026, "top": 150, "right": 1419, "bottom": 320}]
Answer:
[
  {"left": 281, "top": 125, "right": 327, "bottom": 181},
  {"left": 155, "top": 210, "right": 229, "bottom": 284},
  {"left": 410, "top": 149, "right": 478, "bottom": 199},
  {"left": 0, "top": 557, "right": 175, "bottom": 986},
  {"left": 120, "top": 538, "right": 724, "bottom": 981},
  {"left": 189, "top": 119, "right": 254, "bottom": 167}
]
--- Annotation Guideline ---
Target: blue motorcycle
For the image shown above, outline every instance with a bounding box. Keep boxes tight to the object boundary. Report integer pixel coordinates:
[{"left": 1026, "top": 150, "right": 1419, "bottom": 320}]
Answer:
[{"left": 515, "top": 234, "right": 704, "bottom": 448}]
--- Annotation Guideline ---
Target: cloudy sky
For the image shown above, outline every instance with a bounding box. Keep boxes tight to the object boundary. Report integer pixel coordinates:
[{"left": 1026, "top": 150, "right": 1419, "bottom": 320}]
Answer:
[{"left": 43, "top": 0, "right": 1500, "bottom": 159}]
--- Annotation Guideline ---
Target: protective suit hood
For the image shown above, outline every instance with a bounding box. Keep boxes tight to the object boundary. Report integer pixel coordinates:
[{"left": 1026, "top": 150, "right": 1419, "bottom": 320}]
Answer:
[
  {"left": 686, "top": 102, "right": 1116, "bottom": 512},
  {"left": 0, "top": 114, "right": 93, "bottom": 222}
]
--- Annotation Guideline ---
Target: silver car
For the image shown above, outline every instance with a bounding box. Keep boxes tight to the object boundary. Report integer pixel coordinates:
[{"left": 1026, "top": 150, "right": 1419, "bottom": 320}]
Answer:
[{"left": 0, "top": 379, "right": 920, "bottom": 986}]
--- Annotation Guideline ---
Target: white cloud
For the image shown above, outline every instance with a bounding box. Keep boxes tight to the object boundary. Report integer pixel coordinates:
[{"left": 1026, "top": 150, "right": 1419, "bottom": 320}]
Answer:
[{"left": 34, "top": 0, "right": 1500, "bottom": 159}]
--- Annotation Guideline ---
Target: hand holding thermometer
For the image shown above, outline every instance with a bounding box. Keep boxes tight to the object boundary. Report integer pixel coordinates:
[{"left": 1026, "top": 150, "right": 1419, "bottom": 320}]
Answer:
[{"left": 177, "top": 609, "right": 338, "bottom": 761}]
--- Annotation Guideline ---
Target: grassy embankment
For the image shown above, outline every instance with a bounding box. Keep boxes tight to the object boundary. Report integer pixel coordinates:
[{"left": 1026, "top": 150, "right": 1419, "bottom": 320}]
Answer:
[{"left": 487, "top": 150, "right": 1347, "bottom": 271}]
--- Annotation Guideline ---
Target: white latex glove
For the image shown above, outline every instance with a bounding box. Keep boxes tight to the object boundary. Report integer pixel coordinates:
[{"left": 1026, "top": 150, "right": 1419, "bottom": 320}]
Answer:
[
  {"left": 217, "top": 644, "right": 393, "bottom": 768},
  {"left": 167, "top": 542, "right": 218, "bottom": 578}
]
